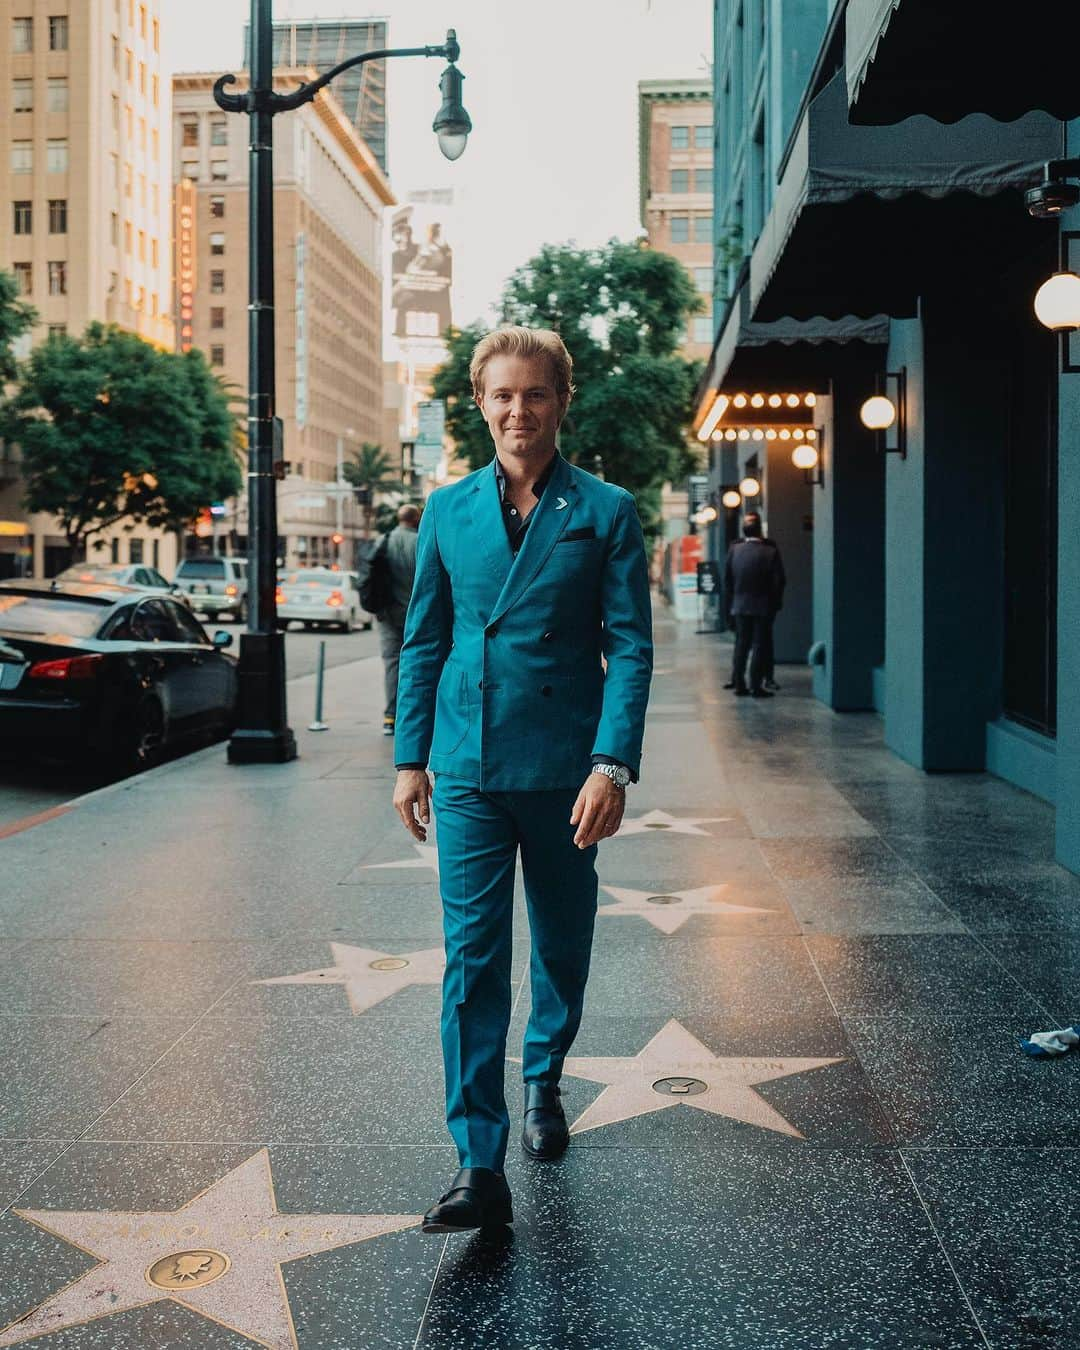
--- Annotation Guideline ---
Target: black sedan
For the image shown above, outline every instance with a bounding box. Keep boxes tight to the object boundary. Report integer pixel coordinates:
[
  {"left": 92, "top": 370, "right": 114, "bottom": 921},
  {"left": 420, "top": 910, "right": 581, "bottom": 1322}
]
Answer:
[{"left": 0, "top": 580, "right": 237, "bottom": 773}]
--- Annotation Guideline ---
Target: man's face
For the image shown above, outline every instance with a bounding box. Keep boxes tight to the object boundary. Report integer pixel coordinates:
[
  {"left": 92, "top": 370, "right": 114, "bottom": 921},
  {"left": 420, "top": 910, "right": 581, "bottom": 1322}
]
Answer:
[{"left": 476, "top": 353, "right": 566, "bottom": 461}]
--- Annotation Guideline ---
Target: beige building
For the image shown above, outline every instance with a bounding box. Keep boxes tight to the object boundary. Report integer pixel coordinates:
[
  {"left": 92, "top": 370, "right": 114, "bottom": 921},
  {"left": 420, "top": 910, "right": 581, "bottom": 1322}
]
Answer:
[
  {"left": 0, "top": 0, "right": 175, "bottom": 578},
  {"left": 638, "top": 78, "right": 714, "bottom": 541},
  {"left": 638, "top": 79, "right": 714, "bottom": 359},
  {"left": 172, "top": 70, "right": 393, "bottom": 570}
]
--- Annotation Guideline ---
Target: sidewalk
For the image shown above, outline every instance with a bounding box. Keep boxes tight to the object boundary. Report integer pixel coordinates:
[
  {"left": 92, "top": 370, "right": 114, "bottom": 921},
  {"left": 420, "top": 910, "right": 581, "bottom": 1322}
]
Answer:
[{"left": 1, "top": 614, "right": 1079, "bottom": 1347}]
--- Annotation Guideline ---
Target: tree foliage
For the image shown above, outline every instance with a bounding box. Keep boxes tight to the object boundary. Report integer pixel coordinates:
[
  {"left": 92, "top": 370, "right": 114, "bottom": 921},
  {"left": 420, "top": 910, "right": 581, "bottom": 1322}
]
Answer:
[
  {"left": 5, "top": 323, "right": 241, "bottom": 553},
  {"left": 0, "top": 270, "right": 36, "bottom": 381},
  {"left": 431, "top": 240, "right": 704, "bottom": 538},
  {"left": 341, "top": 442, "right": 402, "bottom": 537}
]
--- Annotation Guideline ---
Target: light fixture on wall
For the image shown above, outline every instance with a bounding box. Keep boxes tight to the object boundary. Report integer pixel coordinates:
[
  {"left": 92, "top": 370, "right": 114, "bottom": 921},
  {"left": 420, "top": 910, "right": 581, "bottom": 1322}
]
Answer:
[
  {"left": 859, "top": 370, "right": 906, "bottom": 458},
  {"left": 791, "top": 436, "right": 824, "bottom": 487},
  {"left": 739, "top": 476, "right": 761, "bottom": 498},
  {"left": 721, "top": 489, "right": 742, "bottom": 509},
  {"left": 1033, "top": 270, "right": 1080, "bottom": 330}
]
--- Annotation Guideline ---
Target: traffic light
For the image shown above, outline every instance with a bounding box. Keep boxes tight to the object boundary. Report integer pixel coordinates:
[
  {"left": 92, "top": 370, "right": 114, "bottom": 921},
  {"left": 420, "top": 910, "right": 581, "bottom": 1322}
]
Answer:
[{"left": 331, "top": 533, "right": 344, "bottom": 546}]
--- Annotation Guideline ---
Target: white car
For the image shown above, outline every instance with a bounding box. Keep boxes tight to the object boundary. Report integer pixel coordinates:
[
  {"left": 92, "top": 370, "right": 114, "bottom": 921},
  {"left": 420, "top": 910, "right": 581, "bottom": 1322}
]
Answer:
[
  {"left": 54, "top": 563, "right": 192, "bottom": 607},
  {"left": 275, "top": 568, "right": 368, "bottom": 632}
]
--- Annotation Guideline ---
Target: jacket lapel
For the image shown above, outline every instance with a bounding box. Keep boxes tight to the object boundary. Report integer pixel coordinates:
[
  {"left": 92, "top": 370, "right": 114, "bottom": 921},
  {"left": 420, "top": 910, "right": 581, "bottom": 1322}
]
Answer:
[
  {"left": 488, "top": 454, "right": 577, "bottom": 625},
  {"left": 470, "top": 462, "right": 515, "bottom": 586}
]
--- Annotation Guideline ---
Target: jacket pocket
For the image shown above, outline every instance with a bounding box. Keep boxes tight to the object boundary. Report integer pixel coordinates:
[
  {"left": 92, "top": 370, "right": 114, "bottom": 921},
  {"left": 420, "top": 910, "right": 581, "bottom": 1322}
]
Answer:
[{"left": 432, "top": 663, "right": 471, "bottom": 756}]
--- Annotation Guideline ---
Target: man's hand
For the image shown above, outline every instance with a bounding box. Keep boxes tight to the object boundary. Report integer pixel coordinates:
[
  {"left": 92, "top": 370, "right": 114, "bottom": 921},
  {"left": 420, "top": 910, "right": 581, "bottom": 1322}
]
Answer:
[
  {"left": 570, "top": 772, "right": 626, "bottom": 849},
  {"left": 393, "top": 768, "right": 433, "bottom": 842}
]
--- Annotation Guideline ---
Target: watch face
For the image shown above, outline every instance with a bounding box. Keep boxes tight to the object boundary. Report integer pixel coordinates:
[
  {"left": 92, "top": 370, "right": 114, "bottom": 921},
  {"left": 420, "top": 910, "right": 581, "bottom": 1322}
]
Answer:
[{"left": 614, "top": 765, "right": 631, "bottom": 788}]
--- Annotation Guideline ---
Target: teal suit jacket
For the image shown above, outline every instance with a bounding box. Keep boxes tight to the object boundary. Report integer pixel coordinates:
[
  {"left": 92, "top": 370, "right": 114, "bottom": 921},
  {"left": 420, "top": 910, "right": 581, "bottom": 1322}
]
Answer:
[{"left": 394, "top": 453, "right": 653, "bottom": 791}]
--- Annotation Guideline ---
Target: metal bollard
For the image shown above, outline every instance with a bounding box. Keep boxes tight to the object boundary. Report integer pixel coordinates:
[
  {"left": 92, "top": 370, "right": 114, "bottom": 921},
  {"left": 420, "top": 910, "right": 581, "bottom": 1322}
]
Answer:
[{"left": 309, "top": 639, "right": 329, "bottom": 731}]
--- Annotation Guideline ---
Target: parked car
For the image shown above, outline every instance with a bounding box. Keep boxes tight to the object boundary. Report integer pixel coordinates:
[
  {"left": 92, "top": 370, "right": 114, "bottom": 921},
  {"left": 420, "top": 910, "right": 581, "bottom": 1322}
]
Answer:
[
  {"left": 55, "top": 562, "right": 190, "bottom": 605},
  {"left": 275, "top": 568, "right": 369, "bottom": 632},
  {"left": 173, "top": 556, "right": 248, "bottom": 623},
  {"left": 0, "top": 580, "right": 237, "bottom": 773}
]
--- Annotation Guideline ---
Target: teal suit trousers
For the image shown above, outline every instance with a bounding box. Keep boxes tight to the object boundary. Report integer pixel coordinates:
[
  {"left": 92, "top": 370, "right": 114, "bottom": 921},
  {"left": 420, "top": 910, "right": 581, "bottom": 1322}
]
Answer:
[{"left": 433, "top": 776, "right": 599, "bottom": 1170}]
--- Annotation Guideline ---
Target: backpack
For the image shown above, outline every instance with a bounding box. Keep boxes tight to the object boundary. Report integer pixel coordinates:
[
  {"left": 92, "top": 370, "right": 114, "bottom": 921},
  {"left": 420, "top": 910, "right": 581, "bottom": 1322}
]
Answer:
[{"left": 358, "top": 533, "right": 392, "bottom": 615}]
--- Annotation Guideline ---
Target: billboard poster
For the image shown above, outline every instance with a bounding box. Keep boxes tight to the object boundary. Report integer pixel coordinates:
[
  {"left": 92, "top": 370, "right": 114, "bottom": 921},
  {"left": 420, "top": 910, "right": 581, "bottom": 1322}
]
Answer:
[
  {"left": 389, "top": 193, "right": 454, "bottom": 343},
  {"left": 415, "top": 399, "right": 446, "bottom": 475}
]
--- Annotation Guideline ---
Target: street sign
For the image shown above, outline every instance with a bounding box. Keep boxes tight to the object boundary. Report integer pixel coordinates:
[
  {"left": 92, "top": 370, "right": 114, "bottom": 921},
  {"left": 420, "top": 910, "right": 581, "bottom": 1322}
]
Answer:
[
  {"left": 697, "top": 561, "right": 720, "bottom": 595},
  {"left": 688, "top": 474, "right": 710, "bottom": 519},
  {"left": 415, "top": 399, "right": 445, "bottom": 474}
]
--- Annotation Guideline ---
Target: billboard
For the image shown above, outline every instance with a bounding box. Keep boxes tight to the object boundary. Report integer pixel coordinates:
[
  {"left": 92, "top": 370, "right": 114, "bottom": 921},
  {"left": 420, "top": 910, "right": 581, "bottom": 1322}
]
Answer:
[{"left": 389, "top": 193, "right": 454, "bottom": 343}]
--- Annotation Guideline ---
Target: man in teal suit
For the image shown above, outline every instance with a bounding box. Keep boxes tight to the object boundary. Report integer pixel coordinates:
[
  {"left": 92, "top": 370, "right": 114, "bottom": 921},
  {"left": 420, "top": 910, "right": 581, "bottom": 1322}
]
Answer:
[{"left": 392, "top": 326, "right": 653, "bottom": 1235}]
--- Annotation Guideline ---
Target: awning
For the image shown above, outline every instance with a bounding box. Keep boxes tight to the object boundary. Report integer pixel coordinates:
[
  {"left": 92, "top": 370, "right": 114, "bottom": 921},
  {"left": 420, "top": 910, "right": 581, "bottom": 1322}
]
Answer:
[
  {"left": 750, "top": 70, "right": 1060, "bottom": 322},
  {"left": 846, "top": 0, "right": 1080, "bottom": 125}
]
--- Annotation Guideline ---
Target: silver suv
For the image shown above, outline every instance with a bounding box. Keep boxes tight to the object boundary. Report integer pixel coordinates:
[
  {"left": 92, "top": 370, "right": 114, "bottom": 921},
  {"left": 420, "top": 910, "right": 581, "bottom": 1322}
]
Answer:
[{"left": 174, "top": 556, "right": 248, "bottom": 623}]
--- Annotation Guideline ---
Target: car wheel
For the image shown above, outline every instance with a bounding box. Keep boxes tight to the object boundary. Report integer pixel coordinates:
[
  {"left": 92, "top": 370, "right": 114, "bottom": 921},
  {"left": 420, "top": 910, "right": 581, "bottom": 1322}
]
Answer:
[
  {"left": 303, "top": 622, "right": 315, "bottom": 631},
  {"left": 117, "top": 696, "right": 165, "bottom": 775},
  {"left": 338, "top": 618, "right": 350, "bottom": 633}
]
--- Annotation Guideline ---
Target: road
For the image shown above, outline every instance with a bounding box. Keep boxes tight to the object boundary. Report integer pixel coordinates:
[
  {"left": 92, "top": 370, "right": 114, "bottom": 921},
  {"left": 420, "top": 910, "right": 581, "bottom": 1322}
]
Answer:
[{"left": 0, "top": 623, "right": 381, "bottom": 831}]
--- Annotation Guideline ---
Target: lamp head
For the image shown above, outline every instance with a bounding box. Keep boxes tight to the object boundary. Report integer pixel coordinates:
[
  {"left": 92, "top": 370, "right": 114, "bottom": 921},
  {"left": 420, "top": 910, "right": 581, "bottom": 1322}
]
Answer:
[
  {"left": 860, "top": 394, "right": 896, "bottom": 431},
  {"left": 433, "top": 62, "right": 471, "bottom": 161},
  {"left": 1025, "top": 179, "right": 1080, "bottom": 219},
  {"left": 1033, "top": 270, "right": 1080, "bottom": 332}
]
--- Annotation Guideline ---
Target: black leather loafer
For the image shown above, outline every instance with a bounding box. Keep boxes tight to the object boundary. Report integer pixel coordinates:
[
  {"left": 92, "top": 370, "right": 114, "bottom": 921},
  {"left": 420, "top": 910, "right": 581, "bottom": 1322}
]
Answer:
[
  {"left": 521, "top": 1083, "right": 570, "bottom": 1161},
  {"left": 421, "top": 1168, "right": 513, "bottom": 1234}
]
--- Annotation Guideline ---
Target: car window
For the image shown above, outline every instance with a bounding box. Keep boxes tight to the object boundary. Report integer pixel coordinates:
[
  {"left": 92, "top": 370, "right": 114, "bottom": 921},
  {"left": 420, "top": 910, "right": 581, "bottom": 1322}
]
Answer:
[
  {"left": 0, "top": 593, "right": 107, "bottom": 638},
  {"left": 103, "top": 606, "right": 137, "bottom": 640},
  {"left": 130, "top": 599, "right": 183, "bottom": 643},
  {"left": 176, "top": 558, "right": 225, "bottom": 579},
  {"left": 147, "top": 569, "right": 169, "bottom": 588},
  {"left": 168, "top": 601, "right": 209, "bottom": 645}
]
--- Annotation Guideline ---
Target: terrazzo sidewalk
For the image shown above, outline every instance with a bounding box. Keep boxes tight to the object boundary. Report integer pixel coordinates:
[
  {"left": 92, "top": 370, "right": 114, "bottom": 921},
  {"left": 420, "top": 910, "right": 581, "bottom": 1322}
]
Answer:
[{"left": 1, "top": 616, "right": 1079, "bottom": 1348}]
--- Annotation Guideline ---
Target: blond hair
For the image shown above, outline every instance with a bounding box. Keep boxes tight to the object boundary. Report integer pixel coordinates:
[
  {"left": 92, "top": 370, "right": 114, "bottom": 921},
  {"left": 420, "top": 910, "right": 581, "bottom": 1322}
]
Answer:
[{"left": 469, "top": 326, "right": 575, "bottom": 405}]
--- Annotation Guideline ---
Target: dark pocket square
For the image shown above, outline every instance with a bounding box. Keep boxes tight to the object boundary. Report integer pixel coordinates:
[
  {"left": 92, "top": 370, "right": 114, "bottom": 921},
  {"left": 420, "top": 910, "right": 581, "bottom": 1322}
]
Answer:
[{"left": 560, "top": 526, "right": 596, "bottom": 542}]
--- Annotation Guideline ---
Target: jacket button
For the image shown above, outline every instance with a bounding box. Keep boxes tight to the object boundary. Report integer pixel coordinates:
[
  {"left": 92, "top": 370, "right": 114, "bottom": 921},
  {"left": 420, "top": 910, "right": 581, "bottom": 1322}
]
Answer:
[
  {"left": 486, "top": 625, "right": 498, "bottom": 637},
  {"left": 542, "top": 631, "right": 554, "bottom": 642},
  {"left": 478, "top": 680, "right": 484, "bottom": 690},
  {"left": 541, "top": 685, "right": 552, "bottom": 696}
]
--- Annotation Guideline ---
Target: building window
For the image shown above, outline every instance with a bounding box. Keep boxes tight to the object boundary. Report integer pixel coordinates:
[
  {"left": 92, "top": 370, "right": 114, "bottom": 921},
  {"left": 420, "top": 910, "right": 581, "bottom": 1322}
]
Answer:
[
  {"left": 129, "top": 536, "right": 144, "bottom": 563},
  {"left": 152, "top": 538, "right": 159, "bottom": 568},
  {"left": 151, "top": 72, "right": 158, "bottom": 106},
  {"left": 151, "top": 237, "right": 158, "bottom": 266},
  {"left": 150, "top": 292, "right": 157, "bottom": 315},
  {"left": 210, "top": 160, "right": 227, "bottom": 182},
  {"left": 124, "top": 162, "right": 132, "bottom": 196},
  {"left": 13, "top": 201, "right": 31, "bottom": 234},
  {"left": 182, "top": 120, "right": 198, "bottom": 147},
  {"left": 139, "top": 117, "right": 146, "bottom": 150},
  {"left": 12, "top": 78, "right": 32, "bottom": 113},
  {"left": 112, "top": 35, "right": 119, "bottom": 68},
  {"left": 12, "top": 17, "right": 32, "bottom": 52},
  {"left": 48, "top": 260, "right": 66, "bottom": 295},
  {"left": 48, "top": 77, "right": 68, "bottom": 113},
  {"left": 210, "top": 269, "right": 224, "bottom": 294},
  {"left": 139, "top": 4, "right": 146, "bottom": 38},
  {"left": 692, "top": 315, "right": 712, "bottom": 344},
  {"left": 695, "top": 168, "right": 711, "bottom": 194},
  {"left": 670, "top": 215, "right": 689, "bottom": 244},
  {"left": 152, "top": 17, "right": 158, "bottom": 50},
  {"left": 138, "top": 62, "right": 145, "bottom": 94},
  {"left": 47, "top": 139, "right": 68, "bottom": 173},
  {"left": 48, "top": 199, "right": 67, "bottom": 233},
  {"left": 670, "top": 169, "right": 689, "bottom": 193},
  {"left": 693, "top": 214, "right": 711, "bottom": 244},
  {"left": 692, "top": 266, "right": 712, "bottom": 293},
  {"left": 151, "top": 128, "right": 158, "bottom": 159},
  {"left": 48, "top": 15, "right": 68, "bottom": 50},
  {"left": 694, "top": 124, "right": 711, "bottom": 150},
  {"left": 110, "top": 212, "right": 118, "bottom": 245},
  {"left": 125, "top": 47, "right": 133, "bottom": 81},
  {"left": 110, "top": 538, "right": 119, "bottom": 564},
  {"left": 209, "top": 232, "right": 225, "bottom": 255},
  {"left": 209, "top": 195, "right": 225, "bottom": 219},
  {"left": 210, "top": 118, "right": 227, "bottom": 147},
  {"left": 10, "top": 141, "right": 32, "bottom": 173},
  {"left": 124, "top": 220, "right": 132, "bottom": 253},
  {"left": 13, "top": 262, "right": 31, "bottom": 295},
  {"left": 138, "top": 229, "right": 145, "bottom": 261},
  {"left": 125, "top": 104, "right": 133, "bottom": 136},
  {"left": 112, "top": 94, "right": 119, "bottom": 129},
  {"left": 210, "top": 307, "right": 224, "bottom": 329},
  {"left": 210, "top": 345, "right": 224, "bottom": 366},
  {"left": 111, "top": 152, "right": 118, "bottom": 186},
  {"left": 671, "top": 125, "right": 689, "bottom": 150},
  {"left": 47, "top": 324, "right": 66, "bottom": 339}
]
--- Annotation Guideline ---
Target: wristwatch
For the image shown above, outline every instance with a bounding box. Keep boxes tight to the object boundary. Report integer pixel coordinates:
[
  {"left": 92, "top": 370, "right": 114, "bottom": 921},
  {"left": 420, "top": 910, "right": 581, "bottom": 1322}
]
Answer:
[{"left": 593, "top": 761, "right": 631, "bottom": 789}]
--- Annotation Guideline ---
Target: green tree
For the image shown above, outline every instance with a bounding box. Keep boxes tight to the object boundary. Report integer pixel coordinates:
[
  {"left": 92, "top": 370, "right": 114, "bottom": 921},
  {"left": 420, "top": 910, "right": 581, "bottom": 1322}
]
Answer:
[
  {"left": 431, "top": 240, "right": 703, "bottom": 540},
  {"left": 5, "top": 323, "right": 241, "bottom": 556},
  {"left": 0, "top": 270, "right": 36, "bottom": 381},
  {"left": 341, "top": 442, "right": 402, "bottom": 537}
]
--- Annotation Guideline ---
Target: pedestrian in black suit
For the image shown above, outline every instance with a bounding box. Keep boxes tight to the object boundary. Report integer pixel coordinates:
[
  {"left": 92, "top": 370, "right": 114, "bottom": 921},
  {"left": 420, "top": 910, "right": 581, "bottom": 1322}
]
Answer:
[{"left": 723, "top": 513, "right": 786, "bottom": 699}]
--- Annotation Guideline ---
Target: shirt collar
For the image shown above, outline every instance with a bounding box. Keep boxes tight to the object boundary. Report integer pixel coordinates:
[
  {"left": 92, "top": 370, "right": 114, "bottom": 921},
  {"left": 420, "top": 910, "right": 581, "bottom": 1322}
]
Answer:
[{"left": 493, "top": 453, "right": 557, "bottom": 502}]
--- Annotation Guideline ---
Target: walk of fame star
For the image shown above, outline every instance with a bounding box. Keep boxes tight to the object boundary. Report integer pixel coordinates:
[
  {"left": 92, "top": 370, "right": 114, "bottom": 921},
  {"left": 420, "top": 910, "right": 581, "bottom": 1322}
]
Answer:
[
  {"left": 254, "top": 943, "right": 444, "bottom": 1015},
  {"left": 364, "top": 842, "right": 439, "bottom": 876},
  {"left": 598, "top": 884, "right": 774, "bottom": 933},
  {"left": 0, "top": 1151, "right": 418, "bottom": 1349},
  {"left": 614, "top": 809, "right": 733, "bottom": 838},
  {"left": 560, "top": 1021, "right": 843, "bottom": 1139}
]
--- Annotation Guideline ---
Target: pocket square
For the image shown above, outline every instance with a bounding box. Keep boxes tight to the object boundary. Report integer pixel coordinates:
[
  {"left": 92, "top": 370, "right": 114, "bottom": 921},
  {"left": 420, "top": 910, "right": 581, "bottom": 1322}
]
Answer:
[{"left": 560, "top": 526, "right": 596, "bottom": 542}]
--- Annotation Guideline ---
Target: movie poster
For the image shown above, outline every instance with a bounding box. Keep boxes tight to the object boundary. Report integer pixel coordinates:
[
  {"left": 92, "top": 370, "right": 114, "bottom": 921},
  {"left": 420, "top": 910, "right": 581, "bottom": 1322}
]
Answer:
[{"left": 389, "top": 193, "right": 454, "bottom": 341}]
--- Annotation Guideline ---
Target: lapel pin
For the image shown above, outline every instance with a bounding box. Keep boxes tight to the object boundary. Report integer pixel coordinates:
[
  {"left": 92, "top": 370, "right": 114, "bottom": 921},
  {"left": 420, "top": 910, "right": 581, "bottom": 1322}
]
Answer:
[{"left": 555, "top": 497, "right": 568, "bottom": 510}]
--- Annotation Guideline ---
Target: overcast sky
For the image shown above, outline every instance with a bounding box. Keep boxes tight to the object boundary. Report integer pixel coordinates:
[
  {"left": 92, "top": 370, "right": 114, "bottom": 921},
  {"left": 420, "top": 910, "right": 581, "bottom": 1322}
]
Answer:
[{"left": 163, "top": 0, "right": 712, "bottom": 327}]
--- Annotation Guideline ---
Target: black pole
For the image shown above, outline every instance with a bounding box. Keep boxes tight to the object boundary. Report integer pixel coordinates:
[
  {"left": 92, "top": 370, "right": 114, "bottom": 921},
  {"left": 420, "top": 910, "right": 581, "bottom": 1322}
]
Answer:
[
  {"left": 227, "top": 0, "right": 296, "bottom": 764},
  {"left": 212, "top": 18, "right": 467, "bottom": 765}
]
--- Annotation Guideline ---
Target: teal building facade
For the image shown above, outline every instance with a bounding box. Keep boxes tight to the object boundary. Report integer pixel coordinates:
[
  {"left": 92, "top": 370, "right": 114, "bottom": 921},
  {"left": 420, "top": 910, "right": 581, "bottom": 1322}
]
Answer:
[{"left": 697, "top": 0, "right": 1080, "bottom": 871}]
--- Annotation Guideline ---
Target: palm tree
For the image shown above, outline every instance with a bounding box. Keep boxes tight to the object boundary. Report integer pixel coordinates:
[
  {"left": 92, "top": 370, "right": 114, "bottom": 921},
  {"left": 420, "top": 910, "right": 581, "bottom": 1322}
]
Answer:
[{"left": 342, "top": 442, "right": 401, "bottom": 537}]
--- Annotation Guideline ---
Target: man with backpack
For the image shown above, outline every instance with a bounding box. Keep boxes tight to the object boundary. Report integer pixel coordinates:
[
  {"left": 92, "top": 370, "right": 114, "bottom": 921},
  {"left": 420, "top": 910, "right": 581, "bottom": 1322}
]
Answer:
[{"left": 365, "top": 504, "right": 420, "bottom": 736}]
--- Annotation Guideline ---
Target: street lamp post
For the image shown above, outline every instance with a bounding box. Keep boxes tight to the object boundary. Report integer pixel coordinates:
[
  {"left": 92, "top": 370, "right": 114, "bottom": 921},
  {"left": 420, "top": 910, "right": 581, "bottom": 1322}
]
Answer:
[{"left": 214, "top": 4, "right": 471, "bottom": 763}]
